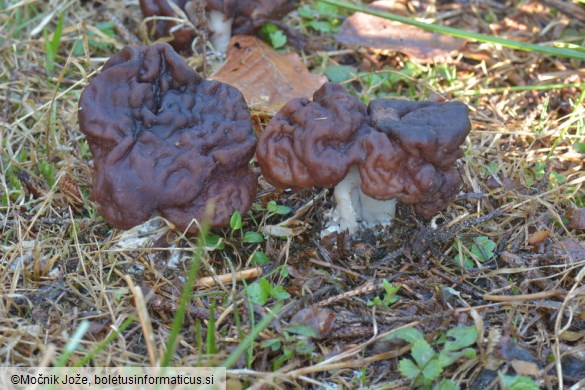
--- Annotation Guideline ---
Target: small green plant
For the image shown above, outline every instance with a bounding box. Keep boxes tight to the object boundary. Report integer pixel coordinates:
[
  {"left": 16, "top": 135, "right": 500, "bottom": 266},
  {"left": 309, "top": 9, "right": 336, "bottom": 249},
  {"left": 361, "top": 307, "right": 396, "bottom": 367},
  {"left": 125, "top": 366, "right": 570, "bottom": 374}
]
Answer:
[
  {"left": 203, "top": 233, "right": 225, "bottom": 251},
  {"left": 230, "top": 210, "right": 243, "bottom": 232},
  {"left": 230, "top": 210, "right": 265, "bottom": 243},
  {"left": 498, "top": 372, "right": 539, "bottom": 390},
  {"left": 266, "top": 200, "right": 291, "bottom": 216},
  {"left": 367, "top": 280, "right": 400, "bottom": 309},
  {"left": 323, "top": 65, "right": 358, "bottom": 83},
  {"left": 453, "top": 236, "right": 496, "bottom": 268},
  {"left": 478, "top": 161, "right": 500, "bottom": 177},
  {"left": 387, "top": 325, "right": 478, "bottom": 389},
  {"left": 524, "top": 162, "right": 567, "bottom": 188},
  {"left": 250, "top": 250, "right": 269, "bottom": 265},
  {"left": 260, "top": 337, "right": 293, "bottom": 370},
  {"left": 298, "top": 2, "right": 342, "bottom": 33},
  {"left": 242, "top": 231, "right": 264, "bottom": 243},
  {"left": 38, "top": 160, "right": 56, "bottom": 187},
  {"left": 73, "top": 21, "right": 116, "bottom": 56},
  {"left": 43, "top": 13, "right": 64, "bottom": 75},
  {"left": 261, "top": 325, "right": 316, "bottom": 370},
  {"left": 347, "top": 62, "right": 425, "bottom": 100},
  {"left": 260, "top": 23, "right": 287, "bottom": 49},
  {"left": 245, "top": 277, "right": 290, "bottom": 306}
]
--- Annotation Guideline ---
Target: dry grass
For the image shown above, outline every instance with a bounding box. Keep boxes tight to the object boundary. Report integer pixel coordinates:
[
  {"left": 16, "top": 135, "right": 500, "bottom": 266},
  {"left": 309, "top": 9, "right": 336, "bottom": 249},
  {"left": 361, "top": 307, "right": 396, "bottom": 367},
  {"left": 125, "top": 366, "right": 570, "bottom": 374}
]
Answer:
[{"left": 1, "top": 0, "right": 584, "bottom": 388}]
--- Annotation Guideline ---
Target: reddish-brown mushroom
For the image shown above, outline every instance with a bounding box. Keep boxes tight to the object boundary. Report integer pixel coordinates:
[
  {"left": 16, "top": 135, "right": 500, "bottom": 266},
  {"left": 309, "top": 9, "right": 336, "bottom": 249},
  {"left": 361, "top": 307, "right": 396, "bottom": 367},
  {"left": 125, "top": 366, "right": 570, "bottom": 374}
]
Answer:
[
  {"left": 140, "top": 0, "right": 300, "bottom": 52},
  {"left": 256, "top": 82, "right": 471, "bottom": 234},
  {"left": 78, "top": 43, "right": 256, "bottom": 231}
]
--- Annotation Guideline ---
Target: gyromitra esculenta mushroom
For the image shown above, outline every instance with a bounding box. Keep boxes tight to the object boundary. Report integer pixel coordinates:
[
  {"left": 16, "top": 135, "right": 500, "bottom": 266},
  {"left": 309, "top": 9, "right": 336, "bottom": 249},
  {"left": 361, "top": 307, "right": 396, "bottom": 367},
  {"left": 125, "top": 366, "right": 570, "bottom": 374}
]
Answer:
[
  {"left": 256, "top": 83, "right": 471, "bottom": 234},
  {"left": 140, "top": 0, "right": 300, "bottom": 52},
  {"left": 78, "top": 43, "right": 256, "bottom": 231}
]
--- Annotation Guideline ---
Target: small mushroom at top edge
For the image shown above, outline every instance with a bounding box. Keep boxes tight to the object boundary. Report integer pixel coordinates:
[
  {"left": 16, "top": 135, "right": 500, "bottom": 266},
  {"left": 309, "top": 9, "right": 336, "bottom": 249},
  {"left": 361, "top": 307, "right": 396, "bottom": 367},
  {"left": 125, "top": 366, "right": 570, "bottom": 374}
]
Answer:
[
  {"left": 78, "top": 43, "right": 257, "bottom": 232},
  {"left": 256, "top": 82, "right": 471, "bottom": 235},
  {"left": 139, "top": 0, "right": 300, "bottom": 52}
]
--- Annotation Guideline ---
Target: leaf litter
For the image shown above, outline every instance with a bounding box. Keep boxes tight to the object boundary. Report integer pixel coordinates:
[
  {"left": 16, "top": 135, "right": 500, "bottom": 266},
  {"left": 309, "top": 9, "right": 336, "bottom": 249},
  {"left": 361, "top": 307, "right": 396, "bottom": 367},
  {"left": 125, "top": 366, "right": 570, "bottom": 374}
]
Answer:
[{"left": 211, "top": 35, "right": 327, "bottom": 115}]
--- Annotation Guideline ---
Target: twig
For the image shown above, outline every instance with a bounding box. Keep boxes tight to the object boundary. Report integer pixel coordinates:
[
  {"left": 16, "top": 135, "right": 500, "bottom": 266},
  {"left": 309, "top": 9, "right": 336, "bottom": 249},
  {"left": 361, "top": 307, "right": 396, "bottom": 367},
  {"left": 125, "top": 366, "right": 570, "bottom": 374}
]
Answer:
[
  {"left": 315, "top": 279, "right": 384, "bottom": 307},
  {"left": 195, "top": 266, "right": 263, "bottom": 288},
  {"left": 123, "top": 275, "right": 157, "bottom": 366},
  {"left": 483, "top": 290, "right": 565, "bottom": 302}
]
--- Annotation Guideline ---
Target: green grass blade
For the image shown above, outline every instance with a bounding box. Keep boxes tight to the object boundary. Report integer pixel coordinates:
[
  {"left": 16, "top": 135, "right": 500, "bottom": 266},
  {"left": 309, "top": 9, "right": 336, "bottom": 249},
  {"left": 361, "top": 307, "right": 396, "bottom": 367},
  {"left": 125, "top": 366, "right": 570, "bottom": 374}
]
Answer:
[
  {"left": 44, "top": 13, "right": 64, "bottom": 74},
  {"left": 222, "top": 303, "right": 282, "bottom": 368},
  {"left": 318, "top": 0, "right": 585, "bottom": 60},
  {"left": 206, "top": 300, "right": 217, "bottom": 355},
  {"left": 161, "top": 221, "right": 210, "bottom": 367},
  {"left": 74, "top": 316, "right": 135, "bottom": 367},
  {"left": 454, "top": 81, "right": 585, "bottom": 96},
  {"left": 55, "top": 320, "right": 90, "bottom": 367}
]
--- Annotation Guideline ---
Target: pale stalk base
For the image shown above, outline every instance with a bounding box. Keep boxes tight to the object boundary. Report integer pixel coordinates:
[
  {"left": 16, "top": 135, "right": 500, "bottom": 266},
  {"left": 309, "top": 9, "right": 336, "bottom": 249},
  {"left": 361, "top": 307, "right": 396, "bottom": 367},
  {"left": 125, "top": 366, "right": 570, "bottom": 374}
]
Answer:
[
  {"left": 208, "top": 11, "right": 233, "bottom": 52},
  {"left": 322, "top": 167, "right": 397, "bottom": 236}
]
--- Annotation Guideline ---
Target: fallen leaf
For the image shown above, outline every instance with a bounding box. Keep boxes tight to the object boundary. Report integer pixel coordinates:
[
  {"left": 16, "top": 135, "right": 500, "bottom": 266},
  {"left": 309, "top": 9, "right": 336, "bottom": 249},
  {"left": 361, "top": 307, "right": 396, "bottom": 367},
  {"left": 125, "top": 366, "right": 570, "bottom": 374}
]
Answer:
[
  {"left": 259, "top": 220, "right": 308, "bottom": 238},
  {"left": 567, "top": 208, "right": 585, "bottom": 230},
  {"left": 335, "top": 1, "right": 466, "bottom": 62},
  {"left": 559, "top": 330, "right": 585, "bottom": 342},
  {"left": 58, "top": 172, "right": 84, "bottom": 212},
  {"left": 498, "top": 335, "right": 539, "bottom": 364},
  {"left": 553, "top": 239, "right": 585, "bottom": 263},
  {"left": 17, "top": 170, "right": 47, "bottom": 199},
  {"left": 211, "top": 35, "right": 327, "bottom": 115},
  {"left": 486, "top": 176, "right": 524, "bottom": 191},
  {"left": 289, "top": 306, "right": 336, "bottom": 339},
  {"left": 562, "top": 355, "right": 585, "bottom": 383},
  {"left": 528, "top": 230, "right": 549, "bottom": 246},
  {"left": 510, "top": 359, "right": 540, "bottom": 377}
]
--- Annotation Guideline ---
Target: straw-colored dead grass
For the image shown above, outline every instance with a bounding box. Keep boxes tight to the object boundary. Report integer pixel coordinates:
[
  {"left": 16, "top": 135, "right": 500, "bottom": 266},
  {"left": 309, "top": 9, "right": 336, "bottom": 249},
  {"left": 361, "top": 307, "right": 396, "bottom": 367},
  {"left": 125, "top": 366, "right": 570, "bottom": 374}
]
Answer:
[{"left": 1, "top": 0, "right": 584, "bottom": 388}]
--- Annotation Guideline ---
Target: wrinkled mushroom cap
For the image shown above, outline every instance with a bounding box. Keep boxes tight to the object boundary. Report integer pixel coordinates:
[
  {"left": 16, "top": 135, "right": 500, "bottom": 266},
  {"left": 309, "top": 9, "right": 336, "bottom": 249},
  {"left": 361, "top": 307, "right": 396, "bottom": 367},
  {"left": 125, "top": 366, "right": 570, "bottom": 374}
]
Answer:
[
  {"left": 256, "top": 82, "right": 471, "bottom": 218},
  {"left": 256, "top": 83, "right": 370, "bottom": 189},
  {"left": 363, "top": 99, "right": 471, "bottom": 216},
  {"left": 78, "top": 43, "right": 256, "bottom": 231}
]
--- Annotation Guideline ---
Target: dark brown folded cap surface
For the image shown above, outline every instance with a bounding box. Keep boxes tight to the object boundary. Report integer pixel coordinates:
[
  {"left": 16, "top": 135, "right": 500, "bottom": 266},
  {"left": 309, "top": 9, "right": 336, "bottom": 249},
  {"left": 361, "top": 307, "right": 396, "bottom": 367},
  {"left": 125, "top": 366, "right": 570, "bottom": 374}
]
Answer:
[
  {"left": 78, "top": 43, "right": 256, "bottom": 231},
  {"left": 257, "top": 82, "right": 472, "bottom": 219}
]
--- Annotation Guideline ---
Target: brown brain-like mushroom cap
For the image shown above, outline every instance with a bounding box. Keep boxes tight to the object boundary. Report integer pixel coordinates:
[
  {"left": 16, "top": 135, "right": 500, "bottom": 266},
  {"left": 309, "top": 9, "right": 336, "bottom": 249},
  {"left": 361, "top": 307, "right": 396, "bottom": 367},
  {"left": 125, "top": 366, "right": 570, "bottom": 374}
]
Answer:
[
  {"left": 140, "top": 0, "right": 299, "bottom": 52},
  {"left": 78, "top": 43, "right": 256, "bottom": 231},
  {"left": 256, "top": 82, "right": 471, "bottom": 218},
  {"left": 256, "top": 83, "right": 371, "bottom": 189},
  {"left": 362, "top": 99, "right": 471, "bottom": 217}
]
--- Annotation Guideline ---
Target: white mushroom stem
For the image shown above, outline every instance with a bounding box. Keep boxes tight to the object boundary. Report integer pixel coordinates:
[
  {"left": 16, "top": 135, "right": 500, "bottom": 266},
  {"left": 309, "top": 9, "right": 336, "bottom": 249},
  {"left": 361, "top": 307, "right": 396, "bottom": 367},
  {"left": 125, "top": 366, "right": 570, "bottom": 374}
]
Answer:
[
  {"left": 325, "top": 166, "right": 397, "bottom": 235},
  {"left": 207, "top": 10, "right": 233, "bottom": 52}
]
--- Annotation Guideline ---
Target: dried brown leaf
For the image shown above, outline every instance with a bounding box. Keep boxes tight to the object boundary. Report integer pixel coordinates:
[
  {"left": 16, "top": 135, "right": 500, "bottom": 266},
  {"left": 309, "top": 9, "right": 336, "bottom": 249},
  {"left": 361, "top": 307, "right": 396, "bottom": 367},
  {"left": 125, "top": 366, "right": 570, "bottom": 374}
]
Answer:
[
  {"left": 17, "top": 170, "right": 47, "bottom": 199},
  {"left": 335, "top": 1, "right": 466, "bottom": 62},
  {"left": 290, "top": 306, "right": 336, "bottom": 339},
  {"left": 510, "top": 359, "right": 540, "bottom": 377},
  {"left": 58, "top": 172, "right": 84, "bottom": 211},
  {"left": 211, "top": 35, "right": 327, "bottom": 115},
  {"left": 553, "top": 239, "right": 585, "bottom": 263},
  {"left": 567, "top": 208, "right": 585, "bottom": 230},
  {"left": 528, "top": 230, "right": 549, "bottom": 246}
]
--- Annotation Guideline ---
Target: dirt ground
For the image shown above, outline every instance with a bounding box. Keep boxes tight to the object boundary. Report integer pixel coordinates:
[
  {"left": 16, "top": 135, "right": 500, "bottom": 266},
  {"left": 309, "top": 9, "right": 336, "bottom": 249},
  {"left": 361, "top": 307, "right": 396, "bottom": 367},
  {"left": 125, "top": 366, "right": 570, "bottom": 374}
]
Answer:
[{"left": 1, "top": 0, "right": 584, "bottom": 388}]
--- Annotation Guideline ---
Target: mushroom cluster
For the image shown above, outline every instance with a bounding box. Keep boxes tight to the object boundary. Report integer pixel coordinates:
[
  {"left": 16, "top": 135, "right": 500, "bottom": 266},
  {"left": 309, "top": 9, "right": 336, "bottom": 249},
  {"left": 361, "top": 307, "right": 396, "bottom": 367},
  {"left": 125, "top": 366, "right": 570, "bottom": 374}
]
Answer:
[
  {"left": 139, "top": 0, "right": 299, "bottom": 52},
  {"left": 256, "top": 83, "right": 471, "bottom": 234},
  {"left": 78, "top": 43, "right": 256, "bottom": 232}
]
